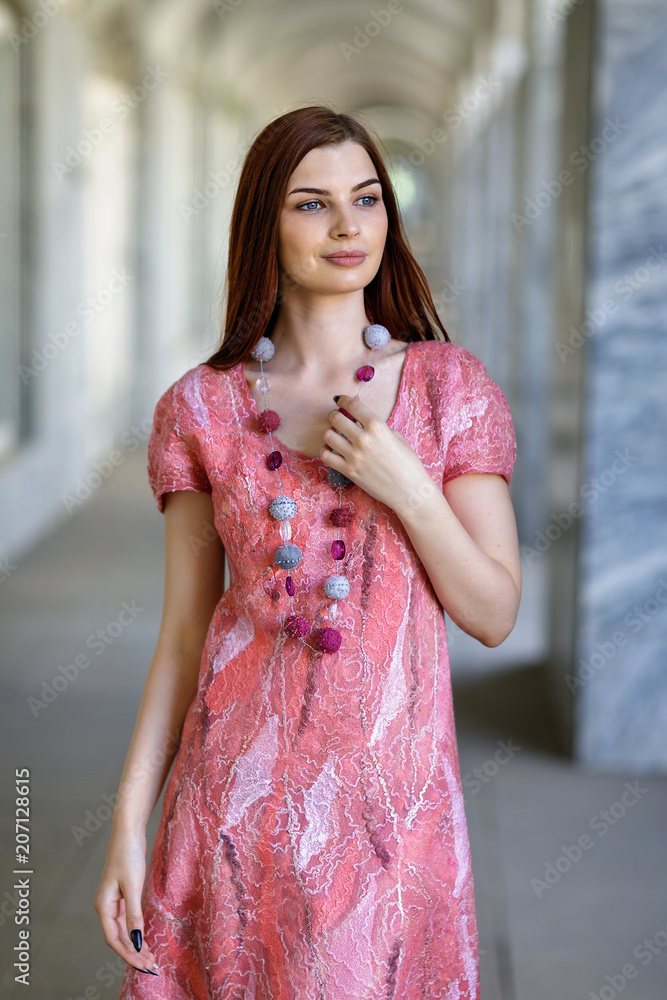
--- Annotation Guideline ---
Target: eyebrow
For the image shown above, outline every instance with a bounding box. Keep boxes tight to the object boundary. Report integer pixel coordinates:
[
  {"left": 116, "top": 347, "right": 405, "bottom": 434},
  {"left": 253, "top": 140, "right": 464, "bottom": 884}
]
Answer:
[{"left": 287, "top": 177, "right": 381, "bottom": 197}]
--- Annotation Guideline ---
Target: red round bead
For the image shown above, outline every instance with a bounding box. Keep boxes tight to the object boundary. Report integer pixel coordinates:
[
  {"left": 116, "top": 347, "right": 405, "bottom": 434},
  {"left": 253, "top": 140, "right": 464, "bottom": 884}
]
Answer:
[
  {"left": 258, "top": 409, "right": 281, "bottom": 432},
  {"left": 331, "top": 540, "right": 346, "bottom": 560},
  {"left": 285, "top": 613, "right": 310, "bottom": 638},
  {"left": 329, "top": 506, "right": 352, "bottom": 527},
  {"left": 313, "top": 627, "right": 342, "bottom": 654},
  {"left": 356, "top": 365, "right": 375, "bottom": 382}
]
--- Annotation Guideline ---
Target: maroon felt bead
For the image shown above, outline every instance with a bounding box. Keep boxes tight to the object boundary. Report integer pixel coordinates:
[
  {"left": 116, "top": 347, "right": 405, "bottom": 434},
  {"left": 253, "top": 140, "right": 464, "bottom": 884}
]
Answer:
[
  {"left": 266, "top": 450, "right": 282, "bottom": 470},
  {"left": 285, "top": 575, "right": 295, "bottom": 597},
  {"left": 356, "top": 365, "right": 375, "bottom": 382},
  {"left": 329, "top": 506, "right": 352, "bottom": 527},
  {"left": 258, "top": 408, "right": 281, "bottom": 432},
  {"left": 313, "top": 626, "right": 342, "bottom": 654},
  {"left": 285, "top": 613, "right": 310, "bottom": 638},
  {"left": 331, "top": 539, "right": 346, "bottom": 560}
]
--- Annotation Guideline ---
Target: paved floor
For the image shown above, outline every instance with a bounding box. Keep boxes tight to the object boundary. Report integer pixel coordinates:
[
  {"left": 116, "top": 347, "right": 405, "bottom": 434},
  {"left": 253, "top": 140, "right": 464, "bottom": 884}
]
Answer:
[{"left": 1, "top": 450, "right": 665, "bottom": 999}]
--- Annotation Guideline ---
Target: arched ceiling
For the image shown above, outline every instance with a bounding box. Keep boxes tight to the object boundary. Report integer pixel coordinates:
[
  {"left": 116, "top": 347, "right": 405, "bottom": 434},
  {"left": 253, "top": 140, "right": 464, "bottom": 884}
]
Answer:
[{"left": 135, "top": 0, "right": 499, "bottom": 132}]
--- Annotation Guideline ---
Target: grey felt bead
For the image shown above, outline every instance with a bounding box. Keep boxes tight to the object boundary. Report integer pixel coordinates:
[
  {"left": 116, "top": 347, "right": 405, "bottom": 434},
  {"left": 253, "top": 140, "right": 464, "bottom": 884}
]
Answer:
[
  {"left": 363, "top": 324, "right": 391, "bottom": 350},
  {"left": 324, "top": 575, "right": 350, "bottom": 599},
  {"left": 274, "top": 543, "right": 303, "bottom": 569},
  {"left": 328, "top": 468, "right": 352, "bottom": 489},
  {"left": 250, "top": 336, "right": 275, "bottom": 362},
  {"left": 269, "top": 496, "right": 297, "bottom": 520}
]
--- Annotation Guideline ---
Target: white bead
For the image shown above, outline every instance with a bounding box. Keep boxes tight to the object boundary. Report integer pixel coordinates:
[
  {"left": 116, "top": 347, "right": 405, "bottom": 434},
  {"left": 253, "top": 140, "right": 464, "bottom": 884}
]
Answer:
[
  {"left": 363, "top": 324, "right": 391, "bottom": 350},
  {"left": 328, "top": 602, "right": 338, "bottom": 622},
  {"left": 279, "top": 520, "right": 292, "bottom": 540},
  {"left": 257, "top": 376, "right": 271, "bottom": 394},
  {"left": 250, "top": 336, "right": 275, "bottom": 362}
]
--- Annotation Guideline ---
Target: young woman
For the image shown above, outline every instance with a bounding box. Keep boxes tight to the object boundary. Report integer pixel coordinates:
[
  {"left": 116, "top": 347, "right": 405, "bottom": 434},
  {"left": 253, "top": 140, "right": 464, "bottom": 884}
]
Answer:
[{"left": 95, "top": 104, "right": 520, "bottom": 999}]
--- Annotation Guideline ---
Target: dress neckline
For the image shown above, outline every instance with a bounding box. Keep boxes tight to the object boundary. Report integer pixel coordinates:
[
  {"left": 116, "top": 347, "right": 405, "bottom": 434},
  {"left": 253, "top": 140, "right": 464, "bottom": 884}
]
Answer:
[{"left": 236, "top": 340, "right": 415, "bottom": 463}]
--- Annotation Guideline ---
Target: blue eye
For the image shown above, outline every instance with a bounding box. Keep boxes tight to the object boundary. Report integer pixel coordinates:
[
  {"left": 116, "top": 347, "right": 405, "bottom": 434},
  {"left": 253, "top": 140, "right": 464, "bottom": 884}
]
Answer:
[{"left": 296, "top": 194, "right": 379, "bottom": 211}]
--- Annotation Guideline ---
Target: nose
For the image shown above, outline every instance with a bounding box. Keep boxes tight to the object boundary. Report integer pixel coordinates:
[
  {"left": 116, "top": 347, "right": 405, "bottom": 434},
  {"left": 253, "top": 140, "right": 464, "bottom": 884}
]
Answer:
[{"left": 329, "top": 203, "right": 361, "bottom": 239}]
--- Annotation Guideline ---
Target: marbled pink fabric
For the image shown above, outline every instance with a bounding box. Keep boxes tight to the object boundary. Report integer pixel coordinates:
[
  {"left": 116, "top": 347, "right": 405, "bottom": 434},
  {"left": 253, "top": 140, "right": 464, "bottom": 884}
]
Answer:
[{"left": 119, "top": 339, "right": 516, "bottom": 1000}]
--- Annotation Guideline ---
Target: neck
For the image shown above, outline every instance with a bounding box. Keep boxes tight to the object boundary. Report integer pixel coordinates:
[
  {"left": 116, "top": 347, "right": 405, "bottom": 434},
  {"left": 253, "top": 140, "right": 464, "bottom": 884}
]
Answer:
[{"left": 267, "top": 286, "right": 374, "bottom": 373}]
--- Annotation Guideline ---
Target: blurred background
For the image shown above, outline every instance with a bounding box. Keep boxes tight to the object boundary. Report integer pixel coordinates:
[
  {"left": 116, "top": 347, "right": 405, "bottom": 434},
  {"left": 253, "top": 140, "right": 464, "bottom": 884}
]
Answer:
[{"left": 1, "top": 0, "right": 666, "bottom": 997}]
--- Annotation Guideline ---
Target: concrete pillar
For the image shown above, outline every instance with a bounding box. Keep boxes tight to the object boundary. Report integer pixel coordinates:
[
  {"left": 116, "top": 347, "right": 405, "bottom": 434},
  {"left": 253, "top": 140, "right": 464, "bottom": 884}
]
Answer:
[{"left": 572, "top": 0, "right": 667, "bottom": 771}]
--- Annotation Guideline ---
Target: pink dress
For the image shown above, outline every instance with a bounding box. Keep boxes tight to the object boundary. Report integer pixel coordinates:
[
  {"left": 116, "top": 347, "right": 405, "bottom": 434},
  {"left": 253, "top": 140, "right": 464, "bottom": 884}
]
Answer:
[{"left": 119, "top": 339, "right": 516, "bottom": 1000}]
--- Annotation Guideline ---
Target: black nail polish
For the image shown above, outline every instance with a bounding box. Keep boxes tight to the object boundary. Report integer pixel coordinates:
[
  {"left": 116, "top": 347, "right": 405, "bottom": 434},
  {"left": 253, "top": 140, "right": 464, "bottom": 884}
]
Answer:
[
  {"left": 130, "top": 929, "right": 142, "bottom": 952},
  {"left": 140, "top": 967, "right": 159, "bottom": 976},
  {"left": 333, "top": 395, "right": 340, "bottom": 403}
]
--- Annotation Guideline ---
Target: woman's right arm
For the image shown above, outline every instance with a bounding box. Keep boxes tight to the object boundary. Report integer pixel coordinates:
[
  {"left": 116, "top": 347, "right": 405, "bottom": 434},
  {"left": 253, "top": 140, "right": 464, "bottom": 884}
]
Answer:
[{"left": 93, "top": 490, "right": 226, "bottom": 975}]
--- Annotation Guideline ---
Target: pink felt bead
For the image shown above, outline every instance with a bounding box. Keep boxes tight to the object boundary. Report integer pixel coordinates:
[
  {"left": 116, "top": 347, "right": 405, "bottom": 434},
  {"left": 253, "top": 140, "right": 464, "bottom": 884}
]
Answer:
[
  {"left": 258, "top": 409, "right": 281, "bottom": 432},
  {"left": 266, "top": 450, "right": 282, "bottom": 470},
  {"left": 285, "top": 613, "right": 310, "bottom": 638},
  {"left": 356, "top": 365, "right": 375, "bottom": 382},
  {"left": 329, "top": 506, "right": 352, "bottom": 527},
  {"left": 331, "top": 539, "right": 346, "bottom": 560},
  {"left": 313, "top": 627, "right": 342, "bottom": 654}
]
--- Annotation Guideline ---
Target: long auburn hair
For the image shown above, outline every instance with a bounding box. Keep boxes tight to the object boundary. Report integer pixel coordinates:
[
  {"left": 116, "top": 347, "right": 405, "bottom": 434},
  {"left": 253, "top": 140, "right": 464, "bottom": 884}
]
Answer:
[{"left": 204, "top": 104, "right": 449, "bottom": 372}]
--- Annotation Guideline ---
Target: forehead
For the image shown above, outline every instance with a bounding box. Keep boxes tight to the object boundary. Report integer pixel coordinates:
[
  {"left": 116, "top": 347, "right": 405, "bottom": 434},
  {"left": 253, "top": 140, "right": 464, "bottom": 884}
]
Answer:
[{"left": 288, "top": 141, "right": 376, "bottom": 185}]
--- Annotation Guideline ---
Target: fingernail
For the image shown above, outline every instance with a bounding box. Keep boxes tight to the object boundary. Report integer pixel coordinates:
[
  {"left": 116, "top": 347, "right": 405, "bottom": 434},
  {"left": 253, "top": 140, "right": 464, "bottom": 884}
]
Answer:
[
  {"left": 139, "top": 966, "right": 159, "bottom": 975},
  {"left": 130, "top": 929, "right": 142, "bottom": 952},
  {"left": 333, "top": 395, "right": 340, "bottom": 403}
]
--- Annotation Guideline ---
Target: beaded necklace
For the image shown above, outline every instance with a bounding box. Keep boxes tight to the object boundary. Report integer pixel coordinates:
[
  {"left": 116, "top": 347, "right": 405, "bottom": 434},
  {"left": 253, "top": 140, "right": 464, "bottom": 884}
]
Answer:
[{"left": 249, "top": 324, "right": 392, "bottom": 655}]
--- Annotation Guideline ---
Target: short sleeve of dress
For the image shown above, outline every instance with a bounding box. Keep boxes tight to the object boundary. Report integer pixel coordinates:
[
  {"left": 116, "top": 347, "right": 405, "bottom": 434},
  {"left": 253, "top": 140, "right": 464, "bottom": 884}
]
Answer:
[
  {"left": 442, "top": 349, "right": 517, "bottom": 486},
  {"left": 147, "top": 380, "right": 212, "bottom": 513}
]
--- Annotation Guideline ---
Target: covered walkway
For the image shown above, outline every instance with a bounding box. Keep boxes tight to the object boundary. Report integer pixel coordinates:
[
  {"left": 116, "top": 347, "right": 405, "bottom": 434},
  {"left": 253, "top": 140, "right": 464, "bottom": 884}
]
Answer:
[{"left": 1, "top": 452, "right": 665, "bottom": 998}]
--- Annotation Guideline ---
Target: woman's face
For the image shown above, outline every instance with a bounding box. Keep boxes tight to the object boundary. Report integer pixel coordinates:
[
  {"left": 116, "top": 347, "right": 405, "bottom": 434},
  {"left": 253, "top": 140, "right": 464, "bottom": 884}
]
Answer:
[{"left": 277, "top": 140, "right": 388, "bottom": 296}]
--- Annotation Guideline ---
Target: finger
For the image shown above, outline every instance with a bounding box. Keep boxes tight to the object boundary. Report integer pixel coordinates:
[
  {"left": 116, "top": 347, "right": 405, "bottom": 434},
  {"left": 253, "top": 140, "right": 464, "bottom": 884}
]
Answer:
[
  {"left": 322, "top": 425, "right": 353, "bottom": 459},
  {"left": 96, "top": 899, "right": 158, "bottom": 971},
  {"left": 333, "top": 393, "right": 376, "bottom": 425},
  {"left": 121, "top": 886, "right": 159, "bottom": 968}
]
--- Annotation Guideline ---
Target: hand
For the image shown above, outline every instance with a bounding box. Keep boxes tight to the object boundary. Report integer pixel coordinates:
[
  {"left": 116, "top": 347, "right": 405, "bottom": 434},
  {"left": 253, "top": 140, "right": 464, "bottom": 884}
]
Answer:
[
  {"left": 93, "top": 831, "right": 159, "bottom": 976},
  {"left": 321, "top": 393, "right": 437, "bottom": 515}
]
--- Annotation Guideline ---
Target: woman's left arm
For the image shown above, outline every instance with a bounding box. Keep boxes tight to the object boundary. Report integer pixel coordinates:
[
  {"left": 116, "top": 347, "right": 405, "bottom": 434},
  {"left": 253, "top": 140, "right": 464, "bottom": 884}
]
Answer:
[
  {"left": 396, "top": 471, "right": 521, "bottom": 647},
  {"left": 322, "top": 395, "right": 521, "bottom": 647}
]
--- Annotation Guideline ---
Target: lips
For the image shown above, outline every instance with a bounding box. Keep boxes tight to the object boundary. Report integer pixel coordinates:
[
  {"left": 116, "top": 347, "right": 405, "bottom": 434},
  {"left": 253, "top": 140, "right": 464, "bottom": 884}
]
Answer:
[{"left": 324, "top": 251, "right": 367, "bottom": 259}]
